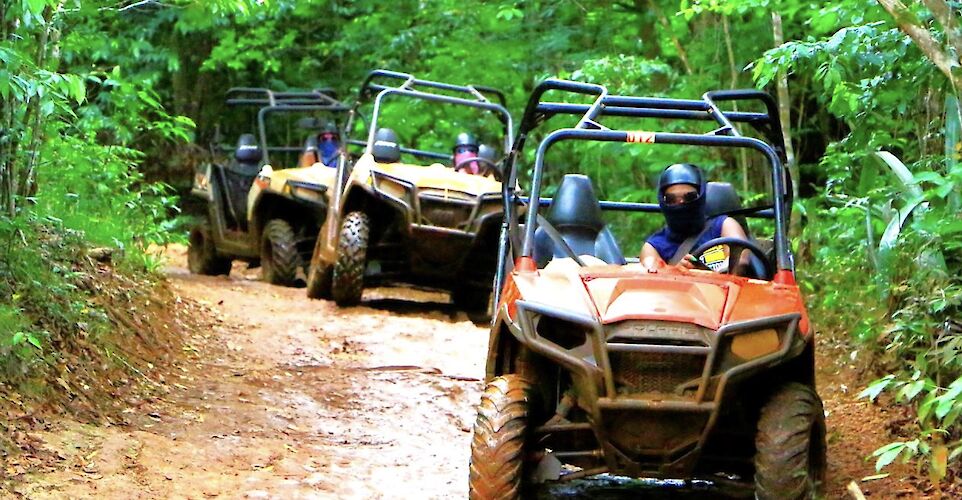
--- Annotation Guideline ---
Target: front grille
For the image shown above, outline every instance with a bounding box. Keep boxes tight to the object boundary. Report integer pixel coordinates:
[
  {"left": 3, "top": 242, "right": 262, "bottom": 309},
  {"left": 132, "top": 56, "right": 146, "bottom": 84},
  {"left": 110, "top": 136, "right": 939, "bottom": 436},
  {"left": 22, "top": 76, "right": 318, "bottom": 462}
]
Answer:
[
  {"left": 419, "top": 197, "right": 473, "bottom": 229},
  {"left": 609, "top": 351, "right": 704, "bottom": 395},
  {"left": 606, "top": 321, "right": 710, "bottom": 396}
]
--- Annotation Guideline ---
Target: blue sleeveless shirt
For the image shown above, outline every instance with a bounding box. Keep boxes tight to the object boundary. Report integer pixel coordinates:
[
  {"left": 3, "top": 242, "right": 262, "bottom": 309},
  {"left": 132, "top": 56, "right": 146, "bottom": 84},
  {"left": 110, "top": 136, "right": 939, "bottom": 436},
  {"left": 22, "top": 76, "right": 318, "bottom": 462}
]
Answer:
[{"left": 647, "top": 216, "right": 726, "bottom": 263}]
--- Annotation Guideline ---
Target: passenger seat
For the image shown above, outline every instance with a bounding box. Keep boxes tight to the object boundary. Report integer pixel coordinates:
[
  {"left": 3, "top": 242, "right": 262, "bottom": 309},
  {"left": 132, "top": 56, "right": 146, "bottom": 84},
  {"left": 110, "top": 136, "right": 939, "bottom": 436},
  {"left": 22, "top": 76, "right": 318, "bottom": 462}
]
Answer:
[{"left": 533, "top": 174, "right": 626, "bottom": 267}]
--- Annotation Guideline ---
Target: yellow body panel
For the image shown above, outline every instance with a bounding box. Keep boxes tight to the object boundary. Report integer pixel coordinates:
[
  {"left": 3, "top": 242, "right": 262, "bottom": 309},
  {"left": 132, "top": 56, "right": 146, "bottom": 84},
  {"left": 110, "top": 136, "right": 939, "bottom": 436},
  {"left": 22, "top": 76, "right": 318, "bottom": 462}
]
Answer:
[
  {"left": 270, "top": 163, "right": 338, "bottom": 187},
  {"left": 247, "top": 163, "right": 337, "bottom": 219},
  {"left": 350, "top": 153, "right": 501, "bottom": 196}
]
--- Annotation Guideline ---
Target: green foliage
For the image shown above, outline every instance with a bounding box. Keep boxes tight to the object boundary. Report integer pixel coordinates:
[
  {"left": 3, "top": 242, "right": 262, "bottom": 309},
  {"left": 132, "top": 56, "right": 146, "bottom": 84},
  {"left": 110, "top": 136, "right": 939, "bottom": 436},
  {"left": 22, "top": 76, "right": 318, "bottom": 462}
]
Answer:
[
  {"left": 0, "top": 0, "right": 197, "bottom": 383},
  {"left": 1, "top": 0, "right": 962, "bottom": 484},
  {"left": 748, "top": 0, "right": 962, "bottom": 479}
]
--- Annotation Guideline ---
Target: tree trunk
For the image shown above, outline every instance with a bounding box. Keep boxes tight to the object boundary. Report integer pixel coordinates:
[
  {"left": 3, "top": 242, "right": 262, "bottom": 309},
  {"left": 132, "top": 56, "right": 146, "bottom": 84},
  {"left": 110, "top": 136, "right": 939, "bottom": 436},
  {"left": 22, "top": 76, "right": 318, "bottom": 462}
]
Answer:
[
  {"left": 721, "top": 15, "right": 750, "bottom": 192},
  {"left": 771, "top": 10, "right": 800, "bottom": 234},
  {"left": 878, "top": 0, "right": 962, "bottom": 91},
  {"left": 649, "top": 0, "right": 692, "bottom": 75}
]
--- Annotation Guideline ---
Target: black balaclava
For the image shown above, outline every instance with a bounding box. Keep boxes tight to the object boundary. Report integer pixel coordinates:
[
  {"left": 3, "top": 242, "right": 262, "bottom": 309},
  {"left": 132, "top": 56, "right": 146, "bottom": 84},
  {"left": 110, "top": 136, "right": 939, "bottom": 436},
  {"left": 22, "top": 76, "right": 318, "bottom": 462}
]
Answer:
[{"left": 658, "top": 163, "right": 707, "bottom": 241}]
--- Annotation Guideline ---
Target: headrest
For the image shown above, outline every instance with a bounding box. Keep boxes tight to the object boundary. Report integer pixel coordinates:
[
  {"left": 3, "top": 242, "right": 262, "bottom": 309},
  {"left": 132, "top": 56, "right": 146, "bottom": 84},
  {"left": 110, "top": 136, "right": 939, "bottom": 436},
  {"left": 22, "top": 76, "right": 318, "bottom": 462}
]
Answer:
[
  {"left": 478, "top": 144, "right": 497, "bottom": 162},
  {"left": 372, "top": 128, "right": 400, "bottom": 163},
  {"left": 235, "top": 133, "right": 262, "bottom": 164},
  {"left": 547, "top": 174, "right": 605, "bottom": 231},
  {"left": 705, "top": 181, "right": 743, "bottom": 217}
]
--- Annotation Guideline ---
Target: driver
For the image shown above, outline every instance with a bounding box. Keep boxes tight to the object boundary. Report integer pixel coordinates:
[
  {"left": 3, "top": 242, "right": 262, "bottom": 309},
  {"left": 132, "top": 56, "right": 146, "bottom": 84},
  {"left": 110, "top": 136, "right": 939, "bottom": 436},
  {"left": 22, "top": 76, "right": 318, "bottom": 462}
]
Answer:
[
  {"left": 453, "top": 132, "right": 482, "bottom": 174},
  {"left": 640, "top": 163, "right": 750, "bottom": 272},
  {"left": 317, "top": 122, "right": 341, "bottom": 168}
]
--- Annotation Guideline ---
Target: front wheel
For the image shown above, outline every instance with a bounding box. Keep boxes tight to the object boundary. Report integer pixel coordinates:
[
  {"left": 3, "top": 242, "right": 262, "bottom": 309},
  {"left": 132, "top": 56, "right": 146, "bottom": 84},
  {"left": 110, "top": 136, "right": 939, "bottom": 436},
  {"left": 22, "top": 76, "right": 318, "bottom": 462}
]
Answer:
[
  {"left": 331, "top": 211, "right": 370, "bottom": 306},
  {"left": 754, "top": 382, "right": 827, "bottom": 499},
  {"left": 188, "top": 221, "right": 232, "bottom": 275},
  {"left": 261, "top": 219, "right": 301, "bottom": 286},
  {"left": 468, "top": 375, "right": 531, "bottom": 500}
]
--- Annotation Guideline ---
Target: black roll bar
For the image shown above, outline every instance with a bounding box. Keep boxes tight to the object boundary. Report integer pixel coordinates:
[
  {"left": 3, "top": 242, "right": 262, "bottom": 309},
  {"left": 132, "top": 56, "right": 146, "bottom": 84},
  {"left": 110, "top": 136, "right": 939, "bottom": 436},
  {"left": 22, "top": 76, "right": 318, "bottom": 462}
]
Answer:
[
  {"left": 519, "top": 128, "right": 791, "bottom": 271},
  {"left": 255, "top": 103, "right": 352, "bottom": 164},
  {"left": 494, "top": 80, "right": 794, "bottom": 307},
  {"left": 358, "top": 69, "right": 507, "bottom": 108},
  {"left": 226, "top": 87, "right": 341, "bottom": 107},
  {"left": 349, "top": 69, "right": 514, "bottom": 157}
]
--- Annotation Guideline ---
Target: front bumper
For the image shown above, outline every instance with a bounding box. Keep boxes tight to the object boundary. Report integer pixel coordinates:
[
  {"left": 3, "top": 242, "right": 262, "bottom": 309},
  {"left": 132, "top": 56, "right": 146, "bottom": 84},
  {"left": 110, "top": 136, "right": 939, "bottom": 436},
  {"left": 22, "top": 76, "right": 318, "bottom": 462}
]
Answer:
[{"left": 511, "top": 300, "right": 805, "bottom": 476}]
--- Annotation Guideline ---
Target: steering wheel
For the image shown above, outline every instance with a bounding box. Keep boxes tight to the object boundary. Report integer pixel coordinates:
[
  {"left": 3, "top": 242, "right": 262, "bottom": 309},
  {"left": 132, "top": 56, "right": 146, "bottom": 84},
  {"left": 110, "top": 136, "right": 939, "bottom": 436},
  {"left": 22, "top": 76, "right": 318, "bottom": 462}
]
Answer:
[
  {"left": 689, "top": 237, "right": 774, "bottom": 279},
  {"left": 454, "top": 157, "right": 502, "bottom": 181}
]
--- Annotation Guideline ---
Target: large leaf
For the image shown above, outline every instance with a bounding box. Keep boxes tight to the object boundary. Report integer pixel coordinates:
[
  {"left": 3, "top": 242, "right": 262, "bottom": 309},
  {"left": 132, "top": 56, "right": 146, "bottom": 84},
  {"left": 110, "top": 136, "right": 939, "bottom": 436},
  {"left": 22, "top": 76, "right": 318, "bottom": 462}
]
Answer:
[
  {"left": 878, "top": 195, "right": 924, "bottom": 253},
  {"left": 872, "top": 151, "right": 922, "bottom": 198},
  {"left": 24, "top": 0, "right": 49, "bottom": 18}
]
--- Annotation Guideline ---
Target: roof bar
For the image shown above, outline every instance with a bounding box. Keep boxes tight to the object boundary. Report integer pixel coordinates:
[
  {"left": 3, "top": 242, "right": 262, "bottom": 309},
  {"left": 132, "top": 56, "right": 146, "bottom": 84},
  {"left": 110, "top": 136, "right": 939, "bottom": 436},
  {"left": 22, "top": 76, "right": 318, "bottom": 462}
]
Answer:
[{"left": 358, "top": 69, "right": 506, "bottom": 107}]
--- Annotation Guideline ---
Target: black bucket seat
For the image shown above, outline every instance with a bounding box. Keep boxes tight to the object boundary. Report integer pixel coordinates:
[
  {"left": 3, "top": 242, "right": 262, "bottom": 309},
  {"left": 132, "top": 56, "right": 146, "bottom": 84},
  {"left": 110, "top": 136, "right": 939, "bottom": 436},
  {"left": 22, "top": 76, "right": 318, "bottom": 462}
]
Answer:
[
  {"left": 220, "top": 133, "right": 262, "bottom": 229},
  {"left": 534, "top": 174, "right": 626, "bottom": 267}
]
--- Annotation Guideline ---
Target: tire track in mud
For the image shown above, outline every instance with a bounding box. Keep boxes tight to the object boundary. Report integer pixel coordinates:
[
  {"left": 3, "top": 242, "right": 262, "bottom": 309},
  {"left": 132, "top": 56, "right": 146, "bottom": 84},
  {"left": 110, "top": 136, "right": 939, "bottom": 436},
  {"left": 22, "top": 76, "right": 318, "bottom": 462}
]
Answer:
[{"left": 14, "top": 250, "right": 488, "bottom": 499}]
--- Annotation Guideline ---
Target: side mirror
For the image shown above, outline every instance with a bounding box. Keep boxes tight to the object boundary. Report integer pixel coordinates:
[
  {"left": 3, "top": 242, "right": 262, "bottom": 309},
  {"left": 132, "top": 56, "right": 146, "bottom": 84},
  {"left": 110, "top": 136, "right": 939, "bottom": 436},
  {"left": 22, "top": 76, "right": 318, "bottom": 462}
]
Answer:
[{"left": 372, "top": 138, "right": 401, "bottom": 163}]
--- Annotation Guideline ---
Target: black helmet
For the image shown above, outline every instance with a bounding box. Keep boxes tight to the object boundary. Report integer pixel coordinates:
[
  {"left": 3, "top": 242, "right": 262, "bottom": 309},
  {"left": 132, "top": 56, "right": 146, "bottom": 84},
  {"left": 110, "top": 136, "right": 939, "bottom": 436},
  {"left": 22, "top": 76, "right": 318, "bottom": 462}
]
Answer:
[
  {"left": 657, "top": 163, "right": 708, "bottom": 239},
  {"left": 320, "top": 121, "right": 338, "bottom": 135},
  {"left": 658, "top": 163, "right": 704, "bottom": 193},
  {"left": 454, "top": 132, "right": 478, "bottom": 150}
]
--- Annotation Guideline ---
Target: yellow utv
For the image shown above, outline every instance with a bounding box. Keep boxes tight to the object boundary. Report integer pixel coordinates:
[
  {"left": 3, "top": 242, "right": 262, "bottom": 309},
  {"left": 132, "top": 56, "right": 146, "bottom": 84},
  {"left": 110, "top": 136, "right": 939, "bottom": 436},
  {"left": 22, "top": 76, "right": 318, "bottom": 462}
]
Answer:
[
  {"left": 188, "top": 88, "right": 350, "bottom": 286},
  {"left": 305, "top": 70, "right": 513, "bottom": 319}
]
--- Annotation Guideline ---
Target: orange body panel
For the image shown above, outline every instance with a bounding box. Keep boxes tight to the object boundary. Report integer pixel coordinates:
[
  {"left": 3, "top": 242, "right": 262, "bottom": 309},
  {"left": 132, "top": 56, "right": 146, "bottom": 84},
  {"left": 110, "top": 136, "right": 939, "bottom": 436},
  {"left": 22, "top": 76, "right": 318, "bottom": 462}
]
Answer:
[{"left": 506, "top": 263, "right": 810, "bottom": 335}]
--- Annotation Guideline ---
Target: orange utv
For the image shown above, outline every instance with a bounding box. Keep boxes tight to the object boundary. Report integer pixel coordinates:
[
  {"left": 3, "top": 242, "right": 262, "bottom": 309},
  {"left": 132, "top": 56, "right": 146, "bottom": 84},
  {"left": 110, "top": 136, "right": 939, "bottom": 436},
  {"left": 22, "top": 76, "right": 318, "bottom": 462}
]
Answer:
[{"left": 469, "top": 80, "right": 825, "bottom": 499}]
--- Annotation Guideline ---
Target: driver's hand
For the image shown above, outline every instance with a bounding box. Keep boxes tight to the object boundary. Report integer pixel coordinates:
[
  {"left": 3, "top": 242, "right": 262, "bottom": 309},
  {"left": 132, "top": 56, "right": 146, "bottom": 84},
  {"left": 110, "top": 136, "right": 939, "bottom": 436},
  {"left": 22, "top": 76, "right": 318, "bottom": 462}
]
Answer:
[{"left": 676, "top": 254, "right": 696, "bottom": 270}]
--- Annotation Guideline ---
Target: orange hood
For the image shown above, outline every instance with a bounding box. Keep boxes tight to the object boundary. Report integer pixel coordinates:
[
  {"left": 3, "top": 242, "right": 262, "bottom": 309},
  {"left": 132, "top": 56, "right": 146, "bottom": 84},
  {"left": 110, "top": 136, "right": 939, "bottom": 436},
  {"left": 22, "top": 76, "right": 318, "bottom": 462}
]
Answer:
[{"left": 511, "top": 263, "right": 809, "bottom": 333}]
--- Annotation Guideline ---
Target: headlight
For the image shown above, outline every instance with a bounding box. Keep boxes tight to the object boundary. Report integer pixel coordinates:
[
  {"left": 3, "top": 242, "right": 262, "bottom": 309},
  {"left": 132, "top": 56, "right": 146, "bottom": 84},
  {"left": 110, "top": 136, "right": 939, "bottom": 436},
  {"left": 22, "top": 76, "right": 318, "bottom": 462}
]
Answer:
[
  {"left": 373, "top": 175, "right": 411, "bottom": 203},
  {"left": 729, "top": 328, "right": 779, "bottom": 361},
  {"left": 291, "top": 186, "right": 325, "bottom": 203}
]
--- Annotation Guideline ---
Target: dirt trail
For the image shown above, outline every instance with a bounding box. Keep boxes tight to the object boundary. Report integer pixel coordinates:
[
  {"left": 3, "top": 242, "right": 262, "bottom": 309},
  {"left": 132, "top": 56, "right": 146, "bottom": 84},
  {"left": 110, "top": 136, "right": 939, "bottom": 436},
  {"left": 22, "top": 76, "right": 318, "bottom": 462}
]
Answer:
[
  {"left": 13, "top": 248, "right": 487, "bottom": 499},
  {"left": 6, "top": 247, "right": 933, "bottom": 499}
]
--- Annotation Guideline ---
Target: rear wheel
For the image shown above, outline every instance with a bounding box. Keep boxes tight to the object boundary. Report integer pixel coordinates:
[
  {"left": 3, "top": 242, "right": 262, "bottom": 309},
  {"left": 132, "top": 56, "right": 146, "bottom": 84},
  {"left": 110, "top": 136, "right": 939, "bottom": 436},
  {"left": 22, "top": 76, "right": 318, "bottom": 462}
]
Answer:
[
  {"left": 261, "top": 219, "right": 301, "bottom": 286},
  {"left": 331, "top": 211, "right": 369, "bottom": 306},
  {"left": 754, "top": 382, "right": 827, "bottom": 499},
  {"left": 188, "top": 221, "right": 231, "bottom": 275},
  {"left": 469, "top": 375, "right": 531, "bottom": 500}
]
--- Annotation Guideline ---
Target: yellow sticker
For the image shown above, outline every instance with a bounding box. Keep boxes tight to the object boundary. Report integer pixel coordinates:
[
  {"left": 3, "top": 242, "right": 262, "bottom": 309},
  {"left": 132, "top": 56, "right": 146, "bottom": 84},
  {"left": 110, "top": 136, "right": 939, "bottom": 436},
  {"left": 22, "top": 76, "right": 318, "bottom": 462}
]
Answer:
[{"left": 701, "top": 245, "right": 726, "bottom": 265}]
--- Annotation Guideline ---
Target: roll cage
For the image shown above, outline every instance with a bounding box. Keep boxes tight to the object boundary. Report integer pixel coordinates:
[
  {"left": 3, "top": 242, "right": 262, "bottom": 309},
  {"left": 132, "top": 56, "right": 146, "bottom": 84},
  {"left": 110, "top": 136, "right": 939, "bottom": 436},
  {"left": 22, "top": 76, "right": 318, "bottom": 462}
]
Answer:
[
  {"left": 495, "top": 79, "right": 794, "bottom": 303},
  {"left": 222, "top": 87, "right": 352, "bottom": 165},
  {"left": 343, "top": 69, "right": 514, "bottom": 163}
]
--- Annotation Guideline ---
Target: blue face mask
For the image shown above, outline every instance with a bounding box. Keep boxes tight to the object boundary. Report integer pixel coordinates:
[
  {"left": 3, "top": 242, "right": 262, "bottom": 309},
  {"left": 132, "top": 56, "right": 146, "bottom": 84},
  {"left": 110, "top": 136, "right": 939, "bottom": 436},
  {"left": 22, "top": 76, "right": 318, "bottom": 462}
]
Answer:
[
  {"left": 659, "top": 184, "right": 707, "bottom": 241},
  {"left": 319, "top": 138, "right": 339, "bottom": 165}
]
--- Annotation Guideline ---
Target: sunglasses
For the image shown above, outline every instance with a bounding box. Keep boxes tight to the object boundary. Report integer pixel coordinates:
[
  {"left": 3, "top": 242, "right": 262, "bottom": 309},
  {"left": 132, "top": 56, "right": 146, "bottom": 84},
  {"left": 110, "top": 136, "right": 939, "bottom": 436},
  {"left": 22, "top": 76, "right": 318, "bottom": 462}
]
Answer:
[
  {"left": 320, "top": 132, "right": 337, "bottom": 140},
  {"left": 662, "top": 191, "right": 700, "bottom": 206}
]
